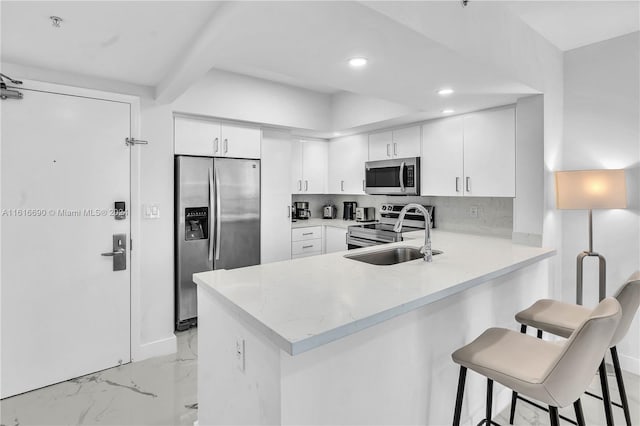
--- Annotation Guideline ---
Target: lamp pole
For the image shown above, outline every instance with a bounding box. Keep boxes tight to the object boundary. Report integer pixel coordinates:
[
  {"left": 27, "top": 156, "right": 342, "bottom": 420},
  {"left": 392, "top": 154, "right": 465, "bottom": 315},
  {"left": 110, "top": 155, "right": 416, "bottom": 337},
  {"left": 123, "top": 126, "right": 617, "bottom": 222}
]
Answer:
[{"left": 576, "top": 208, "right": 606, "bottom": 305}]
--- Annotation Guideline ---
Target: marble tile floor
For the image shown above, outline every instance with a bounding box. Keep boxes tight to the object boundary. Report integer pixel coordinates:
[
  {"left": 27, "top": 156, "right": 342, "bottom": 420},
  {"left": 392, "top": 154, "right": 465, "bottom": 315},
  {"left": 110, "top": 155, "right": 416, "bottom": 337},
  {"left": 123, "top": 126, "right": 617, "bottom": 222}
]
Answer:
[
  {"left": 1, "top": 327, "right": 637, "bottom": 425},
  {"left": 494, "top": 365, "right": 640, "bottom": 426},
  {"left": 1, "top": 328, "right": 197, "bottom": 426}
]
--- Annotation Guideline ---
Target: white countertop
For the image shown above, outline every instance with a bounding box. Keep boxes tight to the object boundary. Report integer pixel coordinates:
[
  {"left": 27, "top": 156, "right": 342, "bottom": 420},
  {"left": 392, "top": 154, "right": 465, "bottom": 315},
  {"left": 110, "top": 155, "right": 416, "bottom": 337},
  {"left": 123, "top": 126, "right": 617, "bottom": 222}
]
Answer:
[
  {"left": 194, "top": 231, "right": 556, "bottom": 355},
  {"left": 291, "top": 218, "right": 370, "bottom": 229}
]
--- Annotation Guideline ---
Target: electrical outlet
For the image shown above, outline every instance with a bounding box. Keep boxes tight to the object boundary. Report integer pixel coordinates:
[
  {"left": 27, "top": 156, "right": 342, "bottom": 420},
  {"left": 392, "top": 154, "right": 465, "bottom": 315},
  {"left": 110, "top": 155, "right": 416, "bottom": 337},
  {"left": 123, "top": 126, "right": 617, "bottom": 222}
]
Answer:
[
  {"left": 470, "top": 206, "right": 478, "bottom": 218},
  {"left": 235, "top": 338, "right": 245, "bottom": 372}
]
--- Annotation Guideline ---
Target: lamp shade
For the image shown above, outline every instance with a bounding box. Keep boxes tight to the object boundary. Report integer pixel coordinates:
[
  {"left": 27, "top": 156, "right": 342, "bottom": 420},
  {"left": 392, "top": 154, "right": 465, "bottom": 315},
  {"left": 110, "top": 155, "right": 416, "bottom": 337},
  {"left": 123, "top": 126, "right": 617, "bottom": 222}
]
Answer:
[{"left": 555, "top": 169, "right": 627, "bottom": 210}]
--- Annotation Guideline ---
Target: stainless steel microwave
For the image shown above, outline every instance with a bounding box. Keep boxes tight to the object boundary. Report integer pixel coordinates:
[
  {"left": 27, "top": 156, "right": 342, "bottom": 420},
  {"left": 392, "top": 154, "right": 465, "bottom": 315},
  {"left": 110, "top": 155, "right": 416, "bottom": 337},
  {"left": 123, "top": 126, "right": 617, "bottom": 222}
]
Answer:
[{"left": 364, "top": 157, "right": 420, "bottom": 195}]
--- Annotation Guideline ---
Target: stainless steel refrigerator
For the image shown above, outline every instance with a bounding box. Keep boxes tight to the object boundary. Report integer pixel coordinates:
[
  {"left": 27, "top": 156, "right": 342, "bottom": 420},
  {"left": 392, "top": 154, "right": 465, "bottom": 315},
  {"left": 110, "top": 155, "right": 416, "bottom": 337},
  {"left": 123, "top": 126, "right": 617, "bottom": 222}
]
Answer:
[{"left": 175, "top": 156, "right": 260, "bottom": 331}]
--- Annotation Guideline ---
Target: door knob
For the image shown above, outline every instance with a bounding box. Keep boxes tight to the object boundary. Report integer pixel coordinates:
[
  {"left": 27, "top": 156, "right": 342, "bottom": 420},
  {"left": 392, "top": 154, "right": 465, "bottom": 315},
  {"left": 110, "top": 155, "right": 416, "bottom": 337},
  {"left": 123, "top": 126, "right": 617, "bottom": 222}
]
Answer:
[{"left": 101, "top": 233, "right": 126, "bottom": 271}]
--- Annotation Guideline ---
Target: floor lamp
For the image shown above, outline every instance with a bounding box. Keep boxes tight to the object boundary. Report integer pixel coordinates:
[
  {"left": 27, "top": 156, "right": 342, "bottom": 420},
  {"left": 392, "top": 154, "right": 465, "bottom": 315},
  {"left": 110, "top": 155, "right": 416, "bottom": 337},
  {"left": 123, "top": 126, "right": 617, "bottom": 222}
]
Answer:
[{"left": 555, "top": 169, "right": 627, "bottom": 305}]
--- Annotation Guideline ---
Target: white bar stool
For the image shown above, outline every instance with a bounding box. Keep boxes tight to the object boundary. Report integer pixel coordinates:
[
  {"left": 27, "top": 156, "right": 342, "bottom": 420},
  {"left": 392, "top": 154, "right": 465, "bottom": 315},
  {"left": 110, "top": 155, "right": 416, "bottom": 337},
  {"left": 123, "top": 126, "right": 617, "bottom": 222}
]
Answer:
[
  {"left": 452, "top": 298, "right": 622, "bottom": 426},
  {"left": 512, "top": 272, "right": 640, "bottom": 426}
]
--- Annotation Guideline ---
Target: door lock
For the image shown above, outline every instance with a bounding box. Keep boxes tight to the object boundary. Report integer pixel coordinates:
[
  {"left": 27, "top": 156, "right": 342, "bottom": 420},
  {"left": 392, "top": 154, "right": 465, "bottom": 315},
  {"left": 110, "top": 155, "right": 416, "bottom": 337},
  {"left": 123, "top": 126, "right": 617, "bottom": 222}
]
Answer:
[{"left": 101, "top": 233, "right": 127, "bottom": 271}]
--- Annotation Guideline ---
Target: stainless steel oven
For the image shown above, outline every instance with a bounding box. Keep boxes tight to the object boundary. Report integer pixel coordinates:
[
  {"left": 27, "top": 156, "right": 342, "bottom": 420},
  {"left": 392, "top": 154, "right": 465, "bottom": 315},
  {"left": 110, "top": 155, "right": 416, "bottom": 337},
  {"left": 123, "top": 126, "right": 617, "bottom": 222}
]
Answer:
[
  {"left": 364, "top": 157, "right": 420, "bottom": 195},
  {"left": 346, "top": 204, "right": 434, "bottom": 250}
]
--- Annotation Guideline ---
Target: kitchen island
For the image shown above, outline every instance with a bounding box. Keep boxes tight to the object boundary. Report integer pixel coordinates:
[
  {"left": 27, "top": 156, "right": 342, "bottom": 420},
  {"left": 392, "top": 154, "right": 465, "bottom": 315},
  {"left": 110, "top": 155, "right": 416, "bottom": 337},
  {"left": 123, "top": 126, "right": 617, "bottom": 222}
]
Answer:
[{"left": 195, "top": 231, "right": 555, "bottom": 425}]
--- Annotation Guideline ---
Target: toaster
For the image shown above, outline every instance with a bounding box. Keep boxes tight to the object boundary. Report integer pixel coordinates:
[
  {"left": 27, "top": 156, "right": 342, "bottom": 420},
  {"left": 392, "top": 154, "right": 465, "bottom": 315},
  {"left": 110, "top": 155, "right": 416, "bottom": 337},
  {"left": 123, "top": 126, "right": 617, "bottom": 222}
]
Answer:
[
  {"left": 323, "top": 205, "right": 337, "bottom": 219},
  {"left": 355, "top": 207, "right": 375, "bottom": 222}
]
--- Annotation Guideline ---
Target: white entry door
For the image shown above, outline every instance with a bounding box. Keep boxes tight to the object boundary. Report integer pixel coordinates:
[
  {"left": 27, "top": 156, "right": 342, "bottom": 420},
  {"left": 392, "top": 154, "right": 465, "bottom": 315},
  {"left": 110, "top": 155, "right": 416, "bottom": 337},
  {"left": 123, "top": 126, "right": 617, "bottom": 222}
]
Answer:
[{"left": 1, "top": 88, "right": 131, "bottom": 398}]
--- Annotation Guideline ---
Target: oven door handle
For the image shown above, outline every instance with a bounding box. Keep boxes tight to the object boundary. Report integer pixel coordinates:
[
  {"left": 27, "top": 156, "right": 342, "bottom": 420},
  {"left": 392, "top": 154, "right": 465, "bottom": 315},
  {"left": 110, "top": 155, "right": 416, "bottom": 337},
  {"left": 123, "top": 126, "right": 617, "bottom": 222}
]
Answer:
[
  {"left": 399, "top": 161, "right": 406, "bottom": 192},
  {"left": 347, "top": 237, "right": 377, "bottom": 248}
]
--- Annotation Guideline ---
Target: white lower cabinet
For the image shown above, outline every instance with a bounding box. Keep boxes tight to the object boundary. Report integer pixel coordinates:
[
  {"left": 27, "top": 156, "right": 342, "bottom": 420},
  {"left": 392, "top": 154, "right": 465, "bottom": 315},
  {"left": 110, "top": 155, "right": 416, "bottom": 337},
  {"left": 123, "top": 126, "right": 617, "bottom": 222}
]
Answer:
[
  {"left": 291, "top": 225, "right": 347, "bottom": 259},
  {"left": 324, "top": 226, "right": 347, "bottom": 253},
  {"left": 291, "top": 226, "right": 323, "bottom": 259}
]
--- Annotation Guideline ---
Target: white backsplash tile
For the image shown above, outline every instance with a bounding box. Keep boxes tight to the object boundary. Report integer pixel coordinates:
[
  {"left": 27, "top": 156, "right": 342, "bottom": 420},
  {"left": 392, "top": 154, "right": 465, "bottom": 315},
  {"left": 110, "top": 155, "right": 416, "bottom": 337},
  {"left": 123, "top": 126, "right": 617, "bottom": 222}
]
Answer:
[{"left": 292, "top": 194, "right": 513, "bottom": 238}]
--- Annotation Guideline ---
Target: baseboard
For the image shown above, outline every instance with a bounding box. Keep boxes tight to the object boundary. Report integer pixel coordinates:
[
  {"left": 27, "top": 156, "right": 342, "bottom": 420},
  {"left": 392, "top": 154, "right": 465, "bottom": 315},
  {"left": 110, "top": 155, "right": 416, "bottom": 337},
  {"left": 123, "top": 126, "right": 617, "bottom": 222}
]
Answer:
[
  {"left": 618, "top": 352, "right": 640, "bottom": 376},
  {"left": 133, "top": 334, "right": 177, "bottom": 362}
]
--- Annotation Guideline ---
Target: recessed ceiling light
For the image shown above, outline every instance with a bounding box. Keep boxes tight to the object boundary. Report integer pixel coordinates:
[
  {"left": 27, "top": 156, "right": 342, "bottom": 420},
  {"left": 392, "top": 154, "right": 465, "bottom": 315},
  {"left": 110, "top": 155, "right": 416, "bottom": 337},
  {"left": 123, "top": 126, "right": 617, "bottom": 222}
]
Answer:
[
  {"left": 442, "top": 109, "right": 455, "bottom": 114},
  {"left": 348, "top": 57, "right": 368, "bottom": 67},
  {"left": 438, "top": 88, "right": 454, "bottom": 96}
]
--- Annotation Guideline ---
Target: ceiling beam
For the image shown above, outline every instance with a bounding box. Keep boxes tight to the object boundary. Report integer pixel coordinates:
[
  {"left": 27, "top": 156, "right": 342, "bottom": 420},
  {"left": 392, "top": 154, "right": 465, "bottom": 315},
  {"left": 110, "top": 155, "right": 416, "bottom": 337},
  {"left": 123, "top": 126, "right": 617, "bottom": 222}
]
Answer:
[{"left": 154, "top": 2, "right": 242, "bottom": 104}]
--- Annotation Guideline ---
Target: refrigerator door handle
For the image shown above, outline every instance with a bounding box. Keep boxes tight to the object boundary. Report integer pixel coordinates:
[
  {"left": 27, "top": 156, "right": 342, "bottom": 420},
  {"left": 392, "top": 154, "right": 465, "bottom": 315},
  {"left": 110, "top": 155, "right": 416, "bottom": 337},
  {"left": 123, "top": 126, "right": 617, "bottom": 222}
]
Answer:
[
  {"left": 208, "top": 168, "right": 214, "bottom": 262},
  {"left": 215, "top": 169, "right": 222, "bottom": 261}
]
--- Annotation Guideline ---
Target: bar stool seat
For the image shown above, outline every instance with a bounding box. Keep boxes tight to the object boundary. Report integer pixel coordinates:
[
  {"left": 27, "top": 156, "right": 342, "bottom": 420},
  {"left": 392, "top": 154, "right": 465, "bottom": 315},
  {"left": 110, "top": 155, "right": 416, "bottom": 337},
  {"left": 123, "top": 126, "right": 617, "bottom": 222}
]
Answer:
[
  {"left": 453, "top": 328, "right": 565, "bottom": 406},
  {"left": 451, "top": 298, "right": 622, "bottom": 426},
  {"left": 516, "top": 299, "right": 591, "bottom": 338},
  {"left": 512, "top": 271, "right": 640, "bottom": 426}
]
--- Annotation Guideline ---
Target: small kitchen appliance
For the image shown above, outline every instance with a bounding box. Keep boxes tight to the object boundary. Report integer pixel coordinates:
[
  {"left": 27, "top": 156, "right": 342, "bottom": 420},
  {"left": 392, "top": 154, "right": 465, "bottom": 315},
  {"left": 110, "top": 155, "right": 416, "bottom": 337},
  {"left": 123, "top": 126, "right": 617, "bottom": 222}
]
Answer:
[
  {"left": 364, "top": 157, "right": 420, "bottom": 195},
  {"left": 323, "top": 204, "right": 337, "bottom": 219},
  {"left": 343, "top": 201, "right": 357, "bottom": 221},
  {"left": 294, "top": 201, "right": 311, "bottom": 220},
  {"left": 355, "top": 207, "right": 375, "bottom": 222}
]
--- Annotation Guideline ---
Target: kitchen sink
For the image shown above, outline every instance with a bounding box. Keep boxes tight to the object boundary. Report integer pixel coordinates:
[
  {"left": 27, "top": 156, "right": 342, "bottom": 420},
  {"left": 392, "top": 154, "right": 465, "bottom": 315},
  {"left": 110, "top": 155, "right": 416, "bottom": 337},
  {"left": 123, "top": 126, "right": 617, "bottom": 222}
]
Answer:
[{"left": 344, "top": 246, "right": 443, "bottom": 266}]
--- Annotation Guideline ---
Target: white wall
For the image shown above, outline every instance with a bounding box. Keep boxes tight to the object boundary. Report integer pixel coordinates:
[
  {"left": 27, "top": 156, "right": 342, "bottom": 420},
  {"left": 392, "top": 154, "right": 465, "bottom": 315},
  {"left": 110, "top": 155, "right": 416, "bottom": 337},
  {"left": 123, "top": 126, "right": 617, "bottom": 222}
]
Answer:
[
  {"left": 330, "top": 90, "right": 418, "bottom": 131},
  {"left": 562, "top": 32, "right": 640, "bottom": 372},
  {"left": 172, "top": 68, "right": 332, "bottom": 131},
  {"left": 513, "top": 95, "right": 544, "bottom": 245}
]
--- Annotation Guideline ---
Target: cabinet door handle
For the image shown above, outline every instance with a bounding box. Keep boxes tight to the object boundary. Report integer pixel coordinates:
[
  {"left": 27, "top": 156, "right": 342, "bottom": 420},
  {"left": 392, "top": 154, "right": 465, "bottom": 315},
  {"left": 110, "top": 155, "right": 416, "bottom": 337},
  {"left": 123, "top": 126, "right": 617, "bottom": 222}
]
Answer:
[
  {"left": 455, "top": 177, "right": 460, "bottom": 192},
  {"left": 223, "top": 138, "right": 229, "bottom": 154},
  {"left": 298, "top": 180, "right": 302, "bottom": 191},
  {"left": 393, "top": 142, "right": 397, "bottom": 156},
  {"left": 302, "top": 245, "right": 314, "bottom": 249},
  {"left": 362, "top": 179, "right": 365, "bottom": 192},
  {"left": 465, "top": 177, "right": 471, "bottom": 192},
  {"left": 305, "top": 180, "right": 309, "bottom": 191},
  {"left": 287, "top": 206, "right": 291, "bottom": 218},
  {"left": 386, "top": 144, "right": 391, "bottom": 157},
  {"left": 341, "top": 180, "right": 344, "bottom": 192},
  {"left": 214, "top": 137, "right": 219, "bottom": 153},
  {"left": 302, "top": 232, "right": 313, "bottom": 236}
]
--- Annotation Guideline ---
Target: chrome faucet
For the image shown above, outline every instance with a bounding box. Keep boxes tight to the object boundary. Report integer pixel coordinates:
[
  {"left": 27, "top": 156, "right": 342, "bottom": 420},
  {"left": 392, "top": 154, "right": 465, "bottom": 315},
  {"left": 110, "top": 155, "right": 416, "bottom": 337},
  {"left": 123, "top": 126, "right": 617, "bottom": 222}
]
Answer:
[{"left": 393, "top": 203, "right": 433, "bottom": 262}]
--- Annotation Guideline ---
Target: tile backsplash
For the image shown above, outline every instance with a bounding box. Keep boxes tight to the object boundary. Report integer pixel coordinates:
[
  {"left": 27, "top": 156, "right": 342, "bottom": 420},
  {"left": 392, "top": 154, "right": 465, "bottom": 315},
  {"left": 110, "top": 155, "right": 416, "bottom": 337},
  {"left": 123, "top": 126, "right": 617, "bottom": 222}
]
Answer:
[{"left": 292, "top": 194, "right": 513, "bottom": 238}]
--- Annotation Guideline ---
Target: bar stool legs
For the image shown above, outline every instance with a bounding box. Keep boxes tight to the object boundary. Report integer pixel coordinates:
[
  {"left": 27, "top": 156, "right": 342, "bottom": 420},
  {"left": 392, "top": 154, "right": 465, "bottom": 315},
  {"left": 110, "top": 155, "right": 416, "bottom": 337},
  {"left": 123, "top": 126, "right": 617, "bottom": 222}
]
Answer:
[
  {"left": 611, "top": 347, "right": 632, "bottom": 426},
  {"left": 453, "top": 366, "right": 467, "bottom": 426},
  {"left": 598, "top": 361, "right": 615, "bottom": 426},
  {"left": 574, "top": 399, "right": 586, "bottom": 426}
]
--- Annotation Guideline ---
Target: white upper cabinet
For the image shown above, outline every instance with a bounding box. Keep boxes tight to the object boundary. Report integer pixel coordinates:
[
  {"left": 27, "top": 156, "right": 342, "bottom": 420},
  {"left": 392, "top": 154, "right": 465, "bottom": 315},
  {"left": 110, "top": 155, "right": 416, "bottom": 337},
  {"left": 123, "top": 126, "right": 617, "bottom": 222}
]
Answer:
[
  {"left": 174, "top": 116, "right": 221, "bottom": 156},
  {"left": 368, "top": 126, "right": 421, "bottom": 161},
  {"left": 421, "top": 107, "right": 515, "bottom": 197},
  {"left": 391, "top": 125, "right": 421, "bottom": 159},
  {"left": 328, "top": 134, "right": 368, "bottom": 194},
  {"left": 421, "top": 116, "right": 464, "bottom": 196},
  {"left": 462, "top": 107, "right": 515, "bottom": 197},
  {"left": 220, "top": 124, "right": 261, "bottom": 159},
  {"left": 291, "top": 140, "right": 328, "bottom": 194},
  {"left": 174, "top": 116, "right": 260, "bottom": 159},
  {"left": 368, "top": 130, "right": 393, "bottom": 161}
]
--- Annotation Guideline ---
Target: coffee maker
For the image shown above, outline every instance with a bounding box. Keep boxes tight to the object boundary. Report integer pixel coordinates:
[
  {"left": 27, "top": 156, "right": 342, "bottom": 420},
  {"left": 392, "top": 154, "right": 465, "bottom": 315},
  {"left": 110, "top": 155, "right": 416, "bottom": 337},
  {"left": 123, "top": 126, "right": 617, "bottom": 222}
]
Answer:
[
  {"left": 343, "top": 201, "right": 357, "bottom": 220},
  {"left": 293, "top": 201, "right": 311, "bottom": 220}
]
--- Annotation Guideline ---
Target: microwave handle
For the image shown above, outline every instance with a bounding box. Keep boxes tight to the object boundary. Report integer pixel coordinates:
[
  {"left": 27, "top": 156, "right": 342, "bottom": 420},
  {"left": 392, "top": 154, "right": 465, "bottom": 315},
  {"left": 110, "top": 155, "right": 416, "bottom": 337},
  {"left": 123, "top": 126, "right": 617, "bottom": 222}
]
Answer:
[{"left": 399, "top": 161, "right": 406, "bottom": 192}]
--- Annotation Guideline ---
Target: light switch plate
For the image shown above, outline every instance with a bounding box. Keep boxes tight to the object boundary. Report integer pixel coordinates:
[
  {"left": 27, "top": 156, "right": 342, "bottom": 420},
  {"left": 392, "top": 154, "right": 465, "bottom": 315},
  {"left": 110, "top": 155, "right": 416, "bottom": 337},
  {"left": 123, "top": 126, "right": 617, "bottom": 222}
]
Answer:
[{"left": 143, "top": 204, "right": 160, "bottom": 219}]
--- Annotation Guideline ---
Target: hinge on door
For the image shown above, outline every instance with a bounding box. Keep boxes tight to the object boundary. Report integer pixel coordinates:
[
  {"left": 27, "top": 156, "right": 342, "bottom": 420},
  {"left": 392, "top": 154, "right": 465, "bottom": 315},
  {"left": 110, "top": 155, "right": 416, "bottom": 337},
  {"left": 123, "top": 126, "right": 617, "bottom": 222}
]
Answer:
[{"left": 125, "top": 137, "right": 148, "bottom": 146}]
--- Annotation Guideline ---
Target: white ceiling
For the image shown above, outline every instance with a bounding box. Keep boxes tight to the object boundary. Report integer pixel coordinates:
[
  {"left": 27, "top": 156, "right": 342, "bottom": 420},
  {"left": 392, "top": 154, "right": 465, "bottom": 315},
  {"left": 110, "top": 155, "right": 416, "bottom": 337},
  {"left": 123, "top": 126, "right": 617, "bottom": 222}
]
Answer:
[
  {"left": 507, "top": 1, "right": 640, "bottom": 51},
  {"left": 1, "top": 1, "right": 221, "bottom": 86},
  {"left": 1, "top": 1, "right": 638, "bottom": 133}
]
